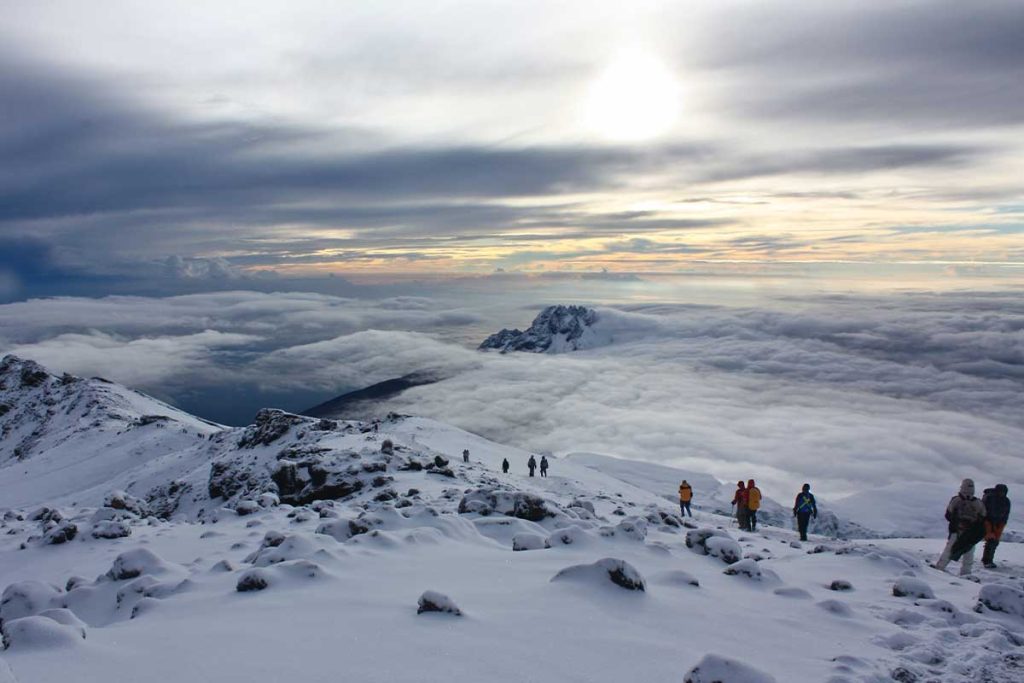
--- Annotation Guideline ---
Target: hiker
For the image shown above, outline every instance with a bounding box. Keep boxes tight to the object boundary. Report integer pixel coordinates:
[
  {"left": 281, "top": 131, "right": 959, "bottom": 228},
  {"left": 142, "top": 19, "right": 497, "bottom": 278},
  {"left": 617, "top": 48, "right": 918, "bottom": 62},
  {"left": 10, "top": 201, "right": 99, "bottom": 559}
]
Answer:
[
  {"left": 462, "top": 449, "right": 470, "bottom": 464},
  {"left": 746, "top": 479, "right": 762, "bottom": 532},
  {"left": 981, "top": 484, "right": 1011, "bottom": 569},
  {"left": 793, "top": 483, "right": 817, "bottom": 541},
  {"left": 528, "top": 455, "right": 537, "bottom": 477},
  {"left": 678, "top": 480, "right": 693, "bottom": 517},
  {"left": 501, "top": 458, "right": 510, "bottom": 474},
  {"left": 540, "top": 456, "right": 549, "bottom": 477},
  {"left": 934, "top": 478, "right": 987, "bottom": 575},
  {"left": 731, "top": 481, "right": 749, "bottom": 531}
]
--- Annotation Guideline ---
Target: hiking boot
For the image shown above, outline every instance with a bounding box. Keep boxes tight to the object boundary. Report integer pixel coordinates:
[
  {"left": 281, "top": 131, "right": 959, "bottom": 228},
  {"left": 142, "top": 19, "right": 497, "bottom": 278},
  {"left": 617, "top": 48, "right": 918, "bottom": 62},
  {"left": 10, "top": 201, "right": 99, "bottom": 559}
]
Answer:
[{"left": 983, "top": 562, "right": 996, "bottom": 569}]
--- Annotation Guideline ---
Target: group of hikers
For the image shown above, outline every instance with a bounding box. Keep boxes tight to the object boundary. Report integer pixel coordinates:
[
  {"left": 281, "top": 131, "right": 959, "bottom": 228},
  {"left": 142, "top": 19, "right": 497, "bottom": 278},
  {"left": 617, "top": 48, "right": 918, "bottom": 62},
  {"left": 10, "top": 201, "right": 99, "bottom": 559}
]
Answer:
[
  {"left": 677, "top": 479, "right": 819, "bottom": 541},
  {"left": 934, "top": 479, "right": 1012, "bottom": 574},
  {"left": 676, "top": 476, "right": 1012, "bottom": 572},
  {"left": 493, "top": 454, "right": 548, "bottom": 477}
]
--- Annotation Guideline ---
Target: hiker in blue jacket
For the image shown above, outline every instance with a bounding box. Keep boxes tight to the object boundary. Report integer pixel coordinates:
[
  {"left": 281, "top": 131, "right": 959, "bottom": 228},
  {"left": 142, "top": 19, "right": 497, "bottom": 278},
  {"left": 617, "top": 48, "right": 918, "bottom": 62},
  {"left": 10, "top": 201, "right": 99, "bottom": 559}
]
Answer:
[{"left": 793, "top": 483, "right": 817, "bottom": 541}]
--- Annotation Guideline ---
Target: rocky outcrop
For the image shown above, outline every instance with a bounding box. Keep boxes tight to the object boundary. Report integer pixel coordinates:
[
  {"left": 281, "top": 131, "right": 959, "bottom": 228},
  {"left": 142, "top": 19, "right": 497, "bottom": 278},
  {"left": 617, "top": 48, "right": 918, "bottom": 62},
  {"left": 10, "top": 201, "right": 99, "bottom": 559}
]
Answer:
[{"left": 479, "top": 305, "right": 599, "bottom": 353}]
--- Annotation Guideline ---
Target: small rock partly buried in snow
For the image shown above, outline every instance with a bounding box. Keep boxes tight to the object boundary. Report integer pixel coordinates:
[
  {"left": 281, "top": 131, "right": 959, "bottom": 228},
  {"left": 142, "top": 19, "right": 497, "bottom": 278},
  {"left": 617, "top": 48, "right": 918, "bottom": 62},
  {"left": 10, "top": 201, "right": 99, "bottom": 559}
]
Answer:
[
  {"left": 551, "top": 558, "right": 646, "bottom": 592},
  {"left": 892, "top": 577, "right": 934, "bottom": 600},
  {"left": 817, "top": 599, "right": 854, "bottom": 617},
  {"left": 43, "top": 521, "right": 77, "bottom": 545},
  {"left": 651, "top": 570, "right": 700, "bottom": 588},
  {"left": 828, "top": 580, "right": 854, "bottom": 591},
  {"left": 236, "top": 569, "right": 270, "bottom": 592},
  {"left": 0, "top": 581, "right": 62, "bottom": 622},
  {"left": 106, "top": 548, "right": 168, "bottom": 580},
  {"left": 417, "top": 590, "right": 461, "bottom": 615},
  {"left": 773, "top": 587, "right": 812, "bottom": 599},
  {"left": 705, "top": 536, "right": 743, "bottom": 565},
  {"left": 512, "top": 533, "right": 549, "bottom": 551},
  {"left": 975, "top": 584, "right": 1024, "bottom": 617},
  {"left": 235, "top": 500, "right": 261, "bottom": 516},
  {"left": 723, "top": 559, "right": 762, "bottom": 580},
  {"left": 684, "top": 654, "right": 778, "bottom": 683},
  {"left": 91, "top": 520, "right": 131, "bottom": 539}
]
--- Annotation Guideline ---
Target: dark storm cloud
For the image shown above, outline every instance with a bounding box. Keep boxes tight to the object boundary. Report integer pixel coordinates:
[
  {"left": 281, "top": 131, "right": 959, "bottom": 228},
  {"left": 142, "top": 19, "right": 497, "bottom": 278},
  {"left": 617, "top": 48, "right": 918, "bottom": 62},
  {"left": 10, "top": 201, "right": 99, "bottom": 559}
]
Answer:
[{"left": 693, "top": 1, "right": 1024, "bottom": 127}]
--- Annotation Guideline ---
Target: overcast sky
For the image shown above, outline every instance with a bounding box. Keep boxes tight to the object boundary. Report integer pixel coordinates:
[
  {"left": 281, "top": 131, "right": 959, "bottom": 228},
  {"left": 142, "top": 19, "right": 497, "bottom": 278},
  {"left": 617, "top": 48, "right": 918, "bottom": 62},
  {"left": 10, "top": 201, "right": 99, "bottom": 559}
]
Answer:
[{"left": 2, "top": 1, "right": 1023, "bottom": 299}]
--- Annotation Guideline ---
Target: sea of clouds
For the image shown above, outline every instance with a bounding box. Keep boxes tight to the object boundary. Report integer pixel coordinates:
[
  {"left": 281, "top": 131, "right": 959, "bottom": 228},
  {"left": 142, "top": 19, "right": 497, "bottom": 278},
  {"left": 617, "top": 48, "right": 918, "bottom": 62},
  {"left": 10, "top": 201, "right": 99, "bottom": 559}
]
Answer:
[{"left": 1, "top": 287, "right": 1021, "bottom": 498}]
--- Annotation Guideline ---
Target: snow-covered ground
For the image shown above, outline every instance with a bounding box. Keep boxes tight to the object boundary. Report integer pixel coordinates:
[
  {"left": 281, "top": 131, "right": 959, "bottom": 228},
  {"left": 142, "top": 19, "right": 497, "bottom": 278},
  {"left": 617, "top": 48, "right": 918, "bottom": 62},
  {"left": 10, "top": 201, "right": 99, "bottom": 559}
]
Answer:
[{"left": 1, "top": 355, "right": 1022, "bottom": 682}]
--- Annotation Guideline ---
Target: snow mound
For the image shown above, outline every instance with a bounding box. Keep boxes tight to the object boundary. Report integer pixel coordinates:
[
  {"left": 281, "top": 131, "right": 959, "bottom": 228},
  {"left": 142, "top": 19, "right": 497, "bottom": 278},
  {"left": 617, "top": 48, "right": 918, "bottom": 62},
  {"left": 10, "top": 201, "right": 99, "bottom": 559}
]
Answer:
[
  {"left": 686, "top": 528, "right": 733, "bottom": 556},
  {"left": 684, "top": 654, "right": 778, "bottom": 683},
  {"left": 458, "top": 489, "right": 558, "bottom": 522},
  {"left": 1, "top": 615, "right": 85, "bottom": 650},
  {"left": 417, "top": 590, "right": 461, "bottom": 616},
  {"left": 546, "top": 525, "right": 591, "bottom": 547},
  {"left": 816, "top": 599, "right": 854, "bottom": 617},
  {"left": 705, "top": 536, "right": 742, "bottom": 565},
  {"left": 0, "top": 581, "right": 62, "bottom": 623},
  {"left": 106, "top": 548, "right": 173, "bottom": 581},
  {"left": 512, "top": 533, "right": 549, "bottom": 551},
  {"left": 723, "top": 559, "right": 762, "bottom": 581},
  {"left": 650, "top": 570, "right": 700, "bottom": 588},
  {"left": 892, "top": 577, "right": 934, "bottom": 600},
  {"left": 551, "top": 558, "right": 646, "bottom": 592},
  {"left": 976, "top": 584, "right": 1024, "bottom": 618}
]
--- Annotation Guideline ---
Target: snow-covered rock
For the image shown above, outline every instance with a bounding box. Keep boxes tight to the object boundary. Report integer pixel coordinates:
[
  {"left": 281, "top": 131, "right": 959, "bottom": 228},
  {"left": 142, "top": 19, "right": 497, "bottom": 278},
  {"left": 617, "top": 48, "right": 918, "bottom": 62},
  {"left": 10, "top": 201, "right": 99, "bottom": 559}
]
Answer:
[
  {"left": 892, "top": 577, "right": 935, "bottom": 600},
  {"left": 705, "top": 536, "right": 743, "bottom": 565},
  {"left": 1, "top": 615, "right": 85, "bottom": 650},
  {"left": 512, "top": 533, "right": 549, "bottom": 551},
  {"left": 551, "top": 558, "right": 646, "bottom": 592},
  {"left": 684, "top": 654, "right": 778, "bottom": 683},
  {"left": 106, "top": 548, "right": 172, "bottom": 581},
  {"left": 976, "top": 584, "right": 1024, "bottom": 617},
  {"left": 417, "top": 590, "right": 461, "bottom": 615}
]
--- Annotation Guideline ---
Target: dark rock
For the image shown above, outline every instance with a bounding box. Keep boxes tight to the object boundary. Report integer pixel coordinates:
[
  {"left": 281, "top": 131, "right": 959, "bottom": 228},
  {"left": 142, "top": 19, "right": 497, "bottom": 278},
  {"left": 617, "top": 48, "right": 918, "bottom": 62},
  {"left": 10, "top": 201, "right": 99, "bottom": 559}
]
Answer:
[{"left": 236, "top": 570, "right": 270, "bottom": 592}]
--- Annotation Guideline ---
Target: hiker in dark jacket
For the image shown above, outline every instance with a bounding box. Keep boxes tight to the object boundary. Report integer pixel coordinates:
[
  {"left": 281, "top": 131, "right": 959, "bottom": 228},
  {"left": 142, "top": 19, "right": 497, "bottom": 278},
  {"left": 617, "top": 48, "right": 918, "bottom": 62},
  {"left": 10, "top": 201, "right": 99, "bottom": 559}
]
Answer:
[
  {"left": 527, "top": 455, "right": 537, "bottom": 477},
  {"left": 793, "top": 483, "right": 817, "bottom": 541},
  {"left": 501, "top": 458, "right": 510, "bottom": 474},
  {"left": 540, "top": 456, "right": 549, "bottom": 477},
  {"left": 981, "top": 484, "right": 1011, "bottom": 569},
  {"left": 934, "top": 478, "right": 986, "bottom": 575},
  {"left": 462, "top": 449, "right": 470, "bottom": 463}
]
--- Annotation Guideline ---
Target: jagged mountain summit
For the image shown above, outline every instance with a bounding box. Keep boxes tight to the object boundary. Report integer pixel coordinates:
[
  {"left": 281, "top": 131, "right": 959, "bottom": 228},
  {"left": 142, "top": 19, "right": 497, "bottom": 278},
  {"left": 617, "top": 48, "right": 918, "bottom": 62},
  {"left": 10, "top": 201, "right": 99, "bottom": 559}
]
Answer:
[{"left": 479, "top": 304, "right": 602, "bottom": 353}]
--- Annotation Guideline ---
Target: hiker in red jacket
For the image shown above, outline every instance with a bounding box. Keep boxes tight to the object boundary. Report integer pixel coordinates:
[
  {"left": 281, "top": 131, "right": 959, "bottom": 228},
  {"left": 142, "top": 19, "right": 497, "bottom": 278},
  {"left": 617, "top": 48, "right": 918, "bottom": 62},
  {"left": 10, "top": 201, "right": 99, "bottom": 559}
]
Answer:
[{"left": 731, "top": 481, "right": 749, "bottom": 531}]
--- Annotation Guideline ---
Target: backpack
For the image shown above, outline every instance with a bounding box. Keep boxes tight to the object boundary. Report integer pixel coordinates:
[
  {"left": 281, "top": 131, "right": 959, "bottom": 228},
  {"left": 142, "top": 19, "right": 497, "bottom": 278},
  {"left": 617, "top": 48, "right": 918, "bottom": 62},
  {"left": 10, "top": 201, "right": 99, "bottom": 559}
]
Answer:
[
  {"left": 747, "top": 487, "right": 762, "bottom": 511},
  {"left": 796, "top": 493, "right": 814, "bottom": 514}
]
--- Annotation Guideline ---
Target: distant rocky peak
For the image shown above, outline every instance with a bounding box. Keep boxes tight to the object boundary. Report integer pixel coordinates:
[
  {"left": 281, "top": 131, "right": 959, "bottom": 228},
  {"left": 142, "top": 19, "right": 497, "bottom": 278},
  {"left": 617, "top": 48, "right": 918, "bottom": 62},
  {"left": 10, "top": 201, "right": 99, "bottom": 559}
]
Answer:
[
  {"left": 0, "top": 354, "right": 56, "bottom": 391},
  {"left": 479, "top": 305, "right": 600, "bottom": 353}
]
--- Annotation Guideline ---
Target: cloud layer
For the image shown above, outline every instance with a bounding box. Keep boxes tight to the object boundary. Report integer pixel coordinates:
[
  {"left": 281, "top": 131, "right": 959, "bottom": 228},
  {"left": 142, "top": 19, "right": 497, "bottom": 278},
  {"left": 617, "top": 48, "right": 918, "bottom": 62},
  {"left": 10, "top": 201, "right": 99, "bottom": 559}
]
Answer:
[{"left": 2, "top": 287, "right": 1021, "bottom": 497}]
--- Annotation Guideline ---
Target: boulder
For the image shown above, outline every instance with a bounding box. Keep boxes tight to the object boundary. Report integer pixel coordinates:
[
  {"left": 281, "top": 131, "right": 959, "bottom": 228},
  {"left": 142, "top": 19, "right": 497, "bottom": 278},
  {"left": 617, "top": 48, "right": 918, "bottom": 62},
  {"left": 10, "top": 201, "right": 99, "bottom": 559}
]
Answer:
[
  {"left": 975, "top": 584, "right": 1024, "bottom": 617},
  {"left": 512, "top": 533, "right": 549, "bottom": 551},
  {"left": 551, "top": 558, "right": 646, "bottom": 592},
  {"left": 417, "top": 590, "right": 461, "bottom": 615}
]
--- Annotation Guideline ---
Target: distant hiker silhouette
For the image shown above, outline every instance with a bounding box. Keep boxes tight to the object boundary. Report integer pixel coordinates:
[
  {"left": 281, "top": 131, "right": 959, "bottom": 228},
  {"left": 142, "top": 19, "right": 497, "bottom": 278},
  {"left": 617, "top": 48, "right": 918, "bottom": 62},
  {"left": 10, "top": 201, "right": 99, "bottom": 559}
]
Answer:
[
  {"left": 793, "top": 484, "right": 817, "bottom": 541},
  {"left": 678, "top": 480, "right": 693, "bottom": 517},
  {"left": 528, "top": 455, "right": 537, "bottom": 477},
  {"left": 746, "top": 479, "right": 762, "bottom": 532},
  {"left": 501, "top": 458, "right": 510, "bottom": 474},
  {"left": 731, "top": 481, "right": 749, "bottom": 531},
  {"left": 934, "top": 478, "right": 986, "bottom": 575},
  {"left": 462, "top": 449, "right": 470, "bottom": 463},
  {"left": 540, "top": 456, "right": 549, "bottom": 477}
]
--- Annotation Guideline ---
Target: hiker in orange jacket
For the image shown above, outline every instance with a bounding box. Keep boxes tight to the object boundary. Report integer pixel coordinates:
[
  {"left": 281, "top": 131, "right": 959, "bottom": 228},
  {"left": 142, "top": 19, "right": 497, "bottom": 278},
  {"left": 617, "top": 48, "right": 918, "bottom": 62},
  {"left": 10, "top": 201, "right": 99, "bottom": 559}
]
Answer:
[
  {"left": 678, "top": 480, "right": 693, "bottom": 517},
  {"left": 746, "top": 479, "right": 762, "bottom": 532}
]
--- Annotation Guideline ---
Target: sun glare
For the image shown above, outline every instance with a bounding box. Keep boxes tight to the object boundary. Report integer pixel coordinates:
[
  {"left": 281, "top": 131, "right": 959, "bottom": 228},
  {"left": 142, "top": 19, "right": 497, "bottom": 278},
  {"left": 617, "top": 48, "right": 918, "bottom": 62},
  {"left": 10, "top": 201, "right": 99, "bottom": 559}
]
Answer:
[{"left": 585, "top": 48, "right": 681, "bottom": 142}]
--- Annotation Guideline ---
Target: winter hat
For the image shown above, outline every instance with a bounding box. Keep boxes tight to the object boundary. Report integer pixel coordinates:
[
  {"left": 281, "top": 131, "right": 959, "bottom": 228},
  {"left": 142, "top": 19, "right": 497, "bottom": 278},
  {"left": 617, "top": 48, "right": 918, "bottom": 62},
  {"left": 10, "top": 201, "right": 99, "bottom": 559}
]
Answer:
[
  {"left": 995, "top": 483, "right": 1009, "bottom": 495},
  {"left": 736, "top": 481, "right": 745, "bottom": 488},
  {"left": 748, "top": 479, "right": 756, "bottom": 488},
  {"left": 801, "top": 483, "right": 810, "bottom": 492},
  {"left": 959, "top": 479, "right": 975, "bottom": 497}
]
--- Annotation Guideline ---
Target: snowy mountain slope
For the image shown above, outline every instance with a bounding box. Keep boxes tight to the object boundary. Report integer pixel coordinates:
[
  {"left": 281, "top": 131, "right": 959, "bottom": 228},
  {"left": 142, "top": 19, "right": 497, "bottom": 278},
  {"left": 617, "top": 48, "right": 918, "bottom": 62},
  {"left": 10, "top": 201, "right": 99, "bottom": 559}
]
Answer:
[
  {"left": 0, "top": 358, "right": 1023, "bottom": 681},
  {"left": 0, "top": 355, "right": 221, "bottom": 508}
]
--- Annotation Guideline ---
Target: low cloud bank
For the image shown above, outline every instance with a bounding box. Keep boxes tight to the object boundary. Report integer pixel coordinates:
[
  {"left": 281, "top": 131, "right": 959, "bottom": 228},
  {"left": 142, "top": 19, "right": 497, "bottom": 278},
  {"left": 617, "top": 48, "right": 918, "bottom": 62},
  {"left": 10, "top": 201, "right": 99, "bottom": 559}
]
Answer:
[{"left": 1, "top": 289, "right": 1021, "bottom": 496}]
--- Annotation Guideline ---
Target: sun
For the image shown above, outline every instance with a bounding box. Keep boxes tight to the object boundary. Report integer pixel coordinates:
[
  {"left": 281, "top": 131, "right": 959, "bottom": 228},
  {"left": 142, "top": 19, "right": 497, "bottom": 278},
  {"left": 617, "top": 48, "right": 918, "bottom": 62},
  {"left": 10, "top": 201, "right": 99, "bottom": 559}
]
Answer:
[{"left": 584, "top": 48, "right": 681, "bottom": 142}]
